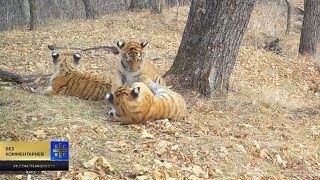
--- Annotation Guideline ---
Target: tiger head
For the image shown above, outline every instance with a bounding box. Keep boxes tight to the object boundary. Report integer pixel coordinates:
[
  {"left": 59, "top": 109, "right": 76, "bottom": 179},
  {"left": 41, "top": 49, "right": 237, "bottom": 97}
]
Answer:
[
  {"left": 106, "top": 82, "right": 153, "bottom": 117},
  {"left": 50, "top": 51, "right": 81, "bottom": 75},
  {"left": 116, "top": 40, "right": 148, "bottom": 72}
]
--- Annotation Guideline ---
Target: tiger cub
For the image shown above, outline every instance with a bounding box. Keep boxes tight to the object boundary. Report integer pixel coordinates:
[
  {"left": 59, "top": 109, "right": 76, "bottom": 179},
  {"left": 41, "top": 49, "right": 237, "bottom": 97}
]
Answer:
[
  {"left": 112, "top": 39, "right": 166, "bottom": 92},
  {"left": 106, "top": 76, "right": 186, "bottom": 124},
  {"left": 44, "top": 51, "right": 112, "bottom": 100}
]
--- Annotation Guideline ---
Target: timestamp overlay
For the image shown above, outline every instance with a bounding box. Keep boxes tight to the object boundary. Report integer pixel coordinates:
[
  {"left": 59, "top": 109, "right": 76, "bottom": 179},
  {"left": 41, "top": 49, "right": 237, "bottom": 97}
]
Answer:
[{"left": 0, "top": 141, "right": 69, "bottom": 172}]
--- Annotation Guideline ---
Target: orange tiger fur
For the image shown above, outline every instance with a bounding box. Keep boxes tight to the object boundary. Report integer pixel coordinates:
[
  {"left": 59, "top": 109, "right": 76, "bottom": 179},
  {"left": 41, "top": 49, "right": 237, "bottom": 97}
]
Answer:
[
  {"left": 112, "top": 39, "right": 166, "bottom": 92},
  {"left": 106, "top": 77, "right": 186, "bottom": 124},
  {"left": 45, "top": 51, "right": 112, "bottom": 100}
]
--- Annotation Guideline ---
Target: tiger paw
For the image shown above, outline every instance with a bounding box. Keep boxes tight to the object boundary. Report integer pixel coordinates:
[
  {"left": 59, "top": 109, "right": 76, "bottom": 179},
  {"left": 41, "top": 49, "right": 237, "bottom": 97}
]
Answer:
[{"left": 43, "top": 86, "right": 55, "bottom": 96}]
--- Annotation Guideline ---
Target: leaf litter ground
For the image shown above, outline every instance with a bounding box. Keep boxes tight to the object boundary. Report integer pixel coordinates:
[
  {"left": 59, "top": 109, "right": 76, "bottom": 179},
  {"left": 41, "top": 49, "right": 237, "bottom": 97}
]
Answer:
[{"left": 0, "top": 2, "right": 320, "bottom": 180}]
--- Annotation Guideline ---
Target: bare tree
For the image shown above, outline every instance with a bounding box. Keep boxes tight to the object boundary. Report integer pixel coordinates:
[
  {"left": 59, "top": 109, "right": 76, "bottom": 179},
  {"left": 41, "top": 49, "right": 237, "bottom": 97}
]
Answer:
[
  {"left": 177, "top": 0, "right": 189, "bottom": 6},
  {"left": 0, "top": 1, "right": 141, "bottom": 31},
  {"left": 299, "top": 0, "right": 320, "bottom": 56},
  {"left": 128, "top": 0, "right": 164, "bottom": 13},
  {"left": 165, "top": 0, "right": 256, "bottom": 98},
  {"left": 285, "top": 0, "right": 292, "bottom": 35},
  {"left": 28, "top": 0, "right": 36, "bottom": 30},
  {"left": 150, "top": 0, "right": 164, "bottom": 13},
  {"left": 82, "top": 0, "right": 97, "bottom": 19},
  {"left": 128, "top": 0, "right": 150, "bottom": 10},
  {"left": 165, "top": 0, "right": 177, "bottom": 7},
  {"left": 18, "top": 0, "right": 30, "bottom": 24}
]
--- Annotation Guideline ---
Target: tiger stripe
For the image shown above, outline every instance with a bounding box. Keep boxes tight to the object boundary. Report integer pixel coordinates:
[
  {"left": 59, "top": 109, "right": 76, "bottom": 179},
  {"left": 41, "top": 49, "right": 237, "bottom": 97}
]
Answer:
[
  {"left": 106, "top": 81, "right": 186, "bottom": 124},
  {"left": 44, "top": 51, "right": 112, "bottom": 100},
  {"left": 112, "top": 39, "right": 166, "bottom": 92}
]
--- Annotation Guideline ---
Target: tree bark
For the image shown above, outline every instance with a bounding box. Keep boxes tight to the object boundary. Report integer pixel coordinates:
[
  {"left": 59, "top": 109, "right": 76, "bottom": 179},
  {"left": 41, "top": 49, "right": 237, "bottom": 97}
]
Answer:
[
  {"left": 166, "top": 0, "right": 256, "bottom": 98},
  {"left": 178, "top": 0, "right": 189, "bottom": 6},
  {"left": 285, "top": 0, "right": 292, "bottom": 35},
  {"left": 128, "top": 0, "right": 164, "bottom": 13},
  {"left": 299, "top": 0, "right": 320, "bottom": 56},
  {"left": 128, "top": 0, "right": 150, "bottom": 11},
  {"left": 19, "top": 0, "right": 30, "bottom": 25},
  {"left": 28, "top": 0, "right": 36, "bottom": 30},
  {"left": 150, "top": 0, "right": 163, "bottom": 13},
  {"left": 165, "top": 0, "right": 178, "bottom": 7},
  {"left": 82, "top": 0, "right": 97, "bottom": 19}
]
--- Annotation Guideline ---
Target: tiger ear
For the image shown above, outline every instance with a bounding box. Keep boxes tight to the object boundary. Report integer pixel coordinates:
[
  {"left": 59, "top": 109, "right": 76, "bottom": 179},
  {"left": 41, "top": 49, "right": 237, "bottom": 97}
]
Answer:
[
  {"left": 73, "top": 53, "right": 81, "bottom": 64},
  {"left": 131, "top": 87, "right": 140, "bottom": 98},
  {"left": 117, "top": 41, "right": 125, "bottom": 49},
  {"left": 140, "top": 42, "right": 148, "bottom": 48},
  {"left": 106, "top": 93, "right": 114, "bottom": 104},
  {"left": 52, "top": 52, "right": 59, "bottom": 63}
]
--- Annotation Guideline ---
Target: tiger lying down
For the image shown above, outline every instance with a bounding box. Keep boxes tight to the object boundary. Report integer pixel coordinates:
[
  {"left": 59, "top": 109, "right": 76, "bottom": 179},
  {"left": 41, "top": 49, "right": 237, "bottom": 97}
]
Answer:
[
  {"left": 44, "top": 51, "right": 112, "bottom": 100},
  {"left": 106, "top": 75, "right": 187, "bottom": 124}
]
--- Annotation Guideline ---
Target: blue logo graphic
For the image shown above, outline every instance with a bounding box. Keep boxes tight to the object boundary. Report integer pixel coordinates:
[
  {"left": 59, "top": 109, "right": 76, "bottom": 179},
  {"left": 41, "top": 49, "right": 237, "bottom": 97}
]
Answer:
[{"left": 50, "top": 141, "right": 69, "bottom": 161}]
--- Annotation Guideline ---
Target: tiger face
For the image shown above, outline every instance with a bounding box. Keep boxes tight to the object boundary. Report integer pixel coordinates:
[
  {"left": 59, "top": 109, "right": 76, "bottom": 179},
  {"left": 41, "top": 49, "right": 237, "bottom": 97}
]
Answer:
[
  {"left": 106, "top": 82, "right": 154, "bottom": 123},
  {"left": 112, "top": 39, "right": 166, "bottom": 92},
  {"left": 117, "top": 40, "right": 148, "bottom": 72},
  {"left": 107, "top": 83, "right": 152, "bottom": 112}
]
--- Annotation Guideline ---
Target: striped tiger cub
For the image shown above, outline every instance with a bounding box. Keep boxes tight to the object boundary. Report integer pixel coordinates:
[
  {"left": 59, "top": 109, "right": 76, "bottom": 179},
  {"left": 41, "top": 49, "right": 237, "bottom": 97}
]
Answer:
[
  {"left": 106, "top": 75, "right": 186, "bottom": 124},
  {"left": 112, "top": 39, "right": 166, "bottom": 92},
  {"left": 44, "top": 51, "right": 112, "bottom": 100}
]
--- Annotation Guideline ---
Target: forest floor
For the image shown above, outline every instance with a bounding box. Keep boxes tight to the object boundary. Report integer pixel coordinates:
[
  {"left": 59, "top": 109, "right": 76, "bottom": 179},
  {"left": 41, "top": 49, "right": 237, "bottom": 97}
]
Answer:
[{"left": 0, "top": 1, "right": 320, "bottom": 179}]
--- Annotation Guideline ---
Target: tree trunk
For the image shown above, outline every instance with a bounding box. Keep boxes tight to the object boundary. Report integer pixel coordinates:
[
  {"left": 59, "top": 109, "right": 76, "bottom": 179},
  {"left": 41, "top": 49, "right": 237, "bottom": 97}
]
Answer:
[
  {"left": 317, "top": 9, "right": 320, "bottom": 42},
  {"left": 123, "top": 0, "right": 130, "bottom": 8},
  {"left": 128, "top": 0, "right": 150, "bottom": 11},
  {"left": 128, "top": 0, "right": 164, "bottom": 13},
  {"left": 82, "top": 0, "right": 97, "bottom": 19},
  {"left": 150, "top": 0, "right": 163, "bottom": 13},
  {"left": 165, "top": 0, "right": 178, "bottom": 7},
  {"left": 166, "top": 0, "right": 256, "bottom": 98},
  {"left": 285, "top": 0, "right": 292, "bottom": 35},
  {"left": 299, "top": 0, "right": 320, "bottom": 56},
  {"left": 19, "top": 0, "right": 30, "bottom": 25},
  {"left": 178, "top": 0, "right": 189, "bottom": 6},
  {"left": 28, "top": 0, "right": 36, "bottom": 30}
]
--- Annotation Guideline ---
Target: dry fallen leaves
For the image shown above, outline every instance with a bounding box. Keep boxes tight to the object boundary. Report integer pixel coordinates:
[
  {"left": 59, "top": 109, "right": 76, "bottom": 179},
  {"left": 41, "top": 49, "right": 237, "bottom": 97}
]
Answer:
[
  {"left": 259, "top": 148, "right": 271, "bottom": 160},
  {"left": 33, "top": 129, "right": 47, "bottom": 139},
  {"left": 82, "top": 156, "right": 113, "bottom": 177},
  {"left": 141, "top": 129, "right": 155, "bottom": 139},
  {"left": 310, "top": 127, "right": 319, "bottom": 139},
  {"left": 2, "top": 3, "right": 320, "bottom": 180},
  {"left": 155, "top": 140, "right": 170, "bottom": 155},
  {"left": 275, "top": 154, "right": 287, "bottom": 168},
  {"left": 192, "top": 165, "right": 208, "bottom": 178},
  {"left": 132, "top": 164, "right": 150, "bottom": 176}
]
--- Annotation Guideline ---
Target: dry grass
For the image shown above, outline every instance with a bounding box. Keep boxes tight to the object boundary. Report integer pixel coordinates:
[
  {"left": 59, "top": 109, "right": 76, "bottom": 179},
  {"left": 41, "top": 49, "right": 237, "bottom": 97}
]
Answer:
[{"left": 1, "top": 1, "right": 320, "bottom": 179}]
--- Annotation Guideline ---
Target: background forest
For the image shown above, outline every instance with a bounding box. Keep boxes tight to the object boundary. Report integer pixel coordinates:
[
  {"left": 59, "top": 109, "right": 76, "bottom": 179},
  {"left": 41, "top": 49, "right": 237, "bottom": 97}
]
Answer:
[{"left": 0, "top": 0, "right": 320, "bottom": 179}]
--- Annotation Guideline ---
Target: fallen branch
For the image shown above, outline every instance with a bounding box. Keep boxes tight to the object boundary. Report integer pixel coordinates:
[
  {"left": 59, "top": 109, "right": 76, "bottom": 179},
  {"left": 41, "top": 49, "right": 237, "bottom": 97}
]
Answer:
[
  {"left": 48, "top": 45, "right": 119, "bottom": 54},
  {"left": 81, "top": 46, "right": 119, "bottom": 54},
  {"left": 0, "top": 69, "right": 51, "bottom": 83},
  {"left": 47, "top": 44, "right": 83, "bottom": 51}
]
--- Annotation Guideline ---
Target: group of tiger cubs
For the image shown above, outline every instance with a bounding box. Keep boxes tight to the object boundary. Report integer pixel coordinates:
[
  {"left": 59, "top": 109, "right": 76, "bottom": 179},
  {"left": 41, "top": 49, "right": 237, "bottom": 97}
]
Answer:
[{"left": 44, "top": 39, "right": 187, "bottom": 124}]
